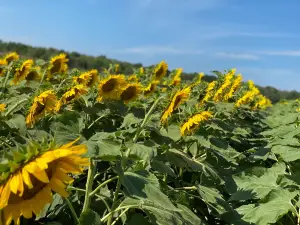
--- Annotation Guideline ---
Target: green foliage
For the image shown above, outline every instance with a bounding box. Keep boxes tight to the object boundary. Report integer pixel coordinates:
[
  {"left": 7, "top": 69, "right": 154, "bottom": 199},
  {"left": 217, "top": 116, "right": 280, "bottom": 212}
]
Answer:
[{"left": 2, "top": 47, "right": 300, "bottom": 225}]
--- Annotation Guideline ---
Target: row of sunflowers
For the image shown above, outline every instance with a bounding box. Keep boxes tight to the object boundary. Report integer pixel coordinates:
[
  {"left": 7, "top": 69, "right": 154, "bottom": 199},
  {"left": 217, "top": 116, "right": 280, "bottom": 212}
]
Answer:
[
  {"left": 0, "top": 51, "right": 272, "bottom": 225},
  {"left": 0, "top": 52, "right": 271, "bottom": 132}
]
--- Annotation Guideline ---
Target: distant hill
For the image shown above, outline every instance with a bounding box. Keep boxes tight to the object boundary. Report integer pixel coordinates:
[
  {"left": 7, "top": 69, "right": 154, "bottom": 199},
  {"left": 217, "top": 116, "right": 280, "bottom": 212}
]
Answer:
[{"left": 1, "top": 40, "right": 299, "bottom": 103}]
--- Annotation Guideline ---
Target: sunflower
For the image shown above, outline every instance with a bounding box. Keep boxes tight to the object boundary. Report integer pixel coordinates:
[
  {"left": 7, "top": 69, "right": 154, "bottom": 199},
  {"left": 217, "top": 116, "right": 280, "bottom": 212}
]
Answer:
[
  {"left": 56, "top": 85, "right": 88, "bottom": 112},
  {"left": 213, "top": 72, "right": 234, "bottom": 102},
  {"left": 120, "top": 83, "right": 142, "bottom": 104},
  {"left": 25, "top": 66, "right": 41, "bottom": 82},
  {"left": 170, "top": 68, "right": 182, "bottom": 86},
  {"left": 3, "top": 52, "right": 19, "bottom": 64},
  {"left": 127, "top": 74, "right": 139, "bottom": 82},
  {"left": 47, "top": 53, "right": 68, "bottom": 80},
  {"left": 192, "top": 72, "right": 204, "bottom": 86},
  {"left": 161, "top": 87, "right": 191, "bottom": 124},
  {"left": 0, "top": 104, "right": 6, "bottom": 112},
  {"left": 223, "top": 74, "right": 243, "bottom": 101},
  {"left": 114, "top": 64, "right": 120, "bottom": 73},
  {"left": 180, "top": 111, "right": 213, "bottom": 136},
  {"left": 26, "top": 90, "right": 58, "bottom": 128},
  {"left": 143, "top": 81, "right": 159, "bottom": 96},
  {"left": 97, "top": 75, "right": 126, "bottom": 101},
  {"left": 153, "top": 61, "right": 168, "bottom": 81},
  {"left": 0, "top": 59, "right": 7, "bottom": 76},
  {"left": 139, "top": 67, "right": 144, "bottom": 75},
  {"left": 12, "top": 60, "right": 34, "bottom": 85},
  {"left": 201, "top": 81, "right": 217, "bottom": 104},
  {"left": 235, "top": 87, "right": 260, "bottom": 108},
  {"left": 252, "top": 94, "right": 272, "bottom": 110},
  {"left": 74, "top": 69, "right": 99, "bottom": 87},
  {"left": 248, "top": 80, "right": 255, "bottom": 89},
  {"left": 0, "top": 138, "right": 88, "bottom": 225}
]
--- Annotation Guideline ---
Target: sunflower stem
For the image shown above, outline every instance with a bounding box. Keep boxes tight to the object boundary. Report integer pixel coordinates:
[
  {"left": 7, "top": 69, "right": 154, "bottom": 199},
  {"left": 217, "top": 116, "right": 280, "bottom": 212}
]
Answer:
[
  {"left": 38, "top": 68, "right": 48, "bottom": 88},
  {"left": 89, "top": 176, "right": 118, "bottom": 198},
  {"left": 65, "top": 197, "right": 79, "bottom": 224},
  {"left": 0, "top": 62, "right": 13, "bottom": 98},
  {"left": 4, "top": 98, "right": 28, "bottom": 117},
  {"left": 56, "top": 77, "right": 72, "bottom": 91},
  {"left": 81, "top": 158, "right": 96, "bottom": 214},
  {"left": 111, "top": 208, "right": 130, "bottom": 225},
  {"left": 132, "top": 96, "right": 162, "bottom": 144},
  {"left": 87, "top": 114, "right": 107, "bottom": 130},
  {"left": 106, "top": 178, "right": 121, "bottom": 225}
]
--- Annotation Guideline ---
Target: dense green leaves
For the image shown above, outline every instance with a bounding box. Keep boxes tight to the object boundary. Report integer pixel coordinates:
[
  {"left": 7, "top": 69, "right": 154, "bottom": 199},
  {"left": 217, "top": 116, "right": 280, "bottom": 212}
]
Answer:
[
  {"left": 2, "top": 45, "right": 300, "bottom": 225},
  {"left": 79, "top": 209, "right": 101, "bottom": 225}
]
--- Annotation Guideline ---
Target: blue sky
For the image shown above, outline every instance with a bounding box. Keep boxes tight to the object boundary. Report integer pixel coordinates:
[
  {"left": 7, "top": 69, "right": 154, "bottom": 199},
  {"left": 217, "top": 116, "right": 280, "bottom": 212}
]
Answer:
[{"left": 1, "top": 0, "right": 300, "bottom": 91}]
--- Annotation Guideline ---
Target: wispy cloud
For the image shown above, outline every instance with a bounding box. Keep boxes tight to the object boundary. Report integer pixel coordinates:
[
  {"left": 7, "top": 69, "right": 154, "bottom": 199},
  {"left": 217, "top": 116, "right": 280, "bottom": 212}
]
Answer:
[
  {"left": 189, "top": 29, "right": 298, "bottom": 40},
  {"left": 259, "top": 50, "right": 300, "bottom": 56},
  {"left": 112, "top": 46, "right": 204, "bottom": 56},
  {"left": 215, "top": 52, "right": 259, "bottom": 60}
]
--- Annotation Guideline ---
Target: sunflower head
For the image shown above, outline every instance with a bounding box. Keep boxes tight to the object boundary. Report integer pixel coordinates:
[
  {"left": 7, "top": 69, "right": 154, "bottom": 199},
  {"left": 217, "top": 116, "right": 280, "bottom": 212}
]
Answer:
[
  {"left": 77, "top": 69, "right": 99, "bottom": 87},
  {"left": 127, "top": 74, "right": 139, "bottom": 82},
  {"left": 120, "top": 83, "right": 142, "bottom": 104},
  {"left": 201, "top": 81, "right": 217, "bottom": 104},
  {"left": 161, "top": 87, "right": 191, "bottom": 124},
  {"left": 26, "top": 90, "right": 58, "bottom": 127},
  {"left": 3, "top": 52, "right": 19, "bottom": 64},
  {"left": 139, "top": 67, "right": 144, "bottom": 75},
  {"left": 153, "top": 61, "right": 168, "bottom": 81},
  {"left": 47, "top": 53, "right": 69, "bottom": 80},
  {"left": 56, "top": 84, "right": 88, "bottom": 112},
  {"left": 143, "top": 80, "right": 159, "bottom": 96},
  {"left": 11, "top": 59, "right": 34, "bottom": 85},
  {"left": 114, "top": 64, "right": 120, "bottom": 73},
  {"left": 72, "top": 76, "right": 84, "bottom": 85},
  {"left": 170, "top": 68, "right": 183, "bottom": 86},
  {"left": 97, "top": 75, "right": 127, "bottom": 101},
  {"left": 0, "top": 59, "right": 8, "bottom": 76},
  {"left": 0, "top": 138, "right": 88, "bottom": 225},
  {"left": 248, "top": 80, "right": 255, "bottom": 89},
  {"left": 25, "top": 66, "right": 41, "bottom": 82},
  {"left": 192, "top": 72, "right": 204, "bottom": 86},
  {"left": 180, "top": 111, "right": 213, "bottom": 136},
  {"left": 223, "top": 74, "right": 243, "bottom": 101},
  {"left": 0, "top": 103, "right": 6, "bottom": 112}
]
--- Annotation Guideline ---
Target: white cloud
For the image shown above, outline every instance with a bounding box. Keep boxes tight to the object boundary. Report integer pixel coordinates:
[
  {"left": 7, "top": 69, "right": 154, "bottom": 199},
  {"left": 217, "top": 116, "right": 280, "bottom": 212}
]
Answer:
[
  {"left": 112, "top": 46, "right": 203, "bottom": 56},
  {"left": 259, "top": 50, "right": 300, "bottom": 56},
  {"left": 215, "top": 52, "right": 259, "bottom": 60}
]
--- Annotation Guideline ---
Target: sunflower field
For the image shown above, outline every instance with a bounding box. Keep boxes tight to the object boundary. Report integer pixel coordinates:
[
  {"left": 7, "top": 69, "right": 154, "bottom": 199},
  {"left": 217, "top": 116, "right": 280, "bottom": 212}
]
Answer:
[{"left": 1, "top": 52, "right": 300, "bottom": 225}]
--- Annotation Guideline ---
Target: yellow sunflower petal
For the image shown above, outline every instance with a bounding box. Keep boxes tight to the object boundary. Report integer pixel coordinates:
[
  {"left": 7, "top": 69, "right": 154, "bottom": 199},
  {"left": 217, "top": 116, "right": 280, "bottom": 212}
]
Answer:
[
  {"left": 59, "top": 162, "right": 82, "bottom": 174},
  {"left": 31, "top": 169, "right": 49, "bottom": 183},
  {"left": 17, "top": 173, "right": 24, "bottom": 196},
  {"left": 22, "top": 168, "right": 33, "bottom": 189},
  {"left": 50, "top": 178, "right": 68, "bottom": 197},
  {"left": 55, "top": 169, "right": 74, "bottom": 184},
  {"left": 20, "top": 201, "right": 32, "bottom": 218},
  {"left": 10, "top": 173, "right": 20, "bottom": 194},
  {"left": 35, "top": 158, "right": 49, "bottom": 170},
  {"left": 3, "top": 206, "right": 13, "bottom": 225},
  {"left": 0, "top": 180, "right": 11, "bottom": 209},
  {"left": 59, "top": 137, "right": 80, "bottom": 149}
]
